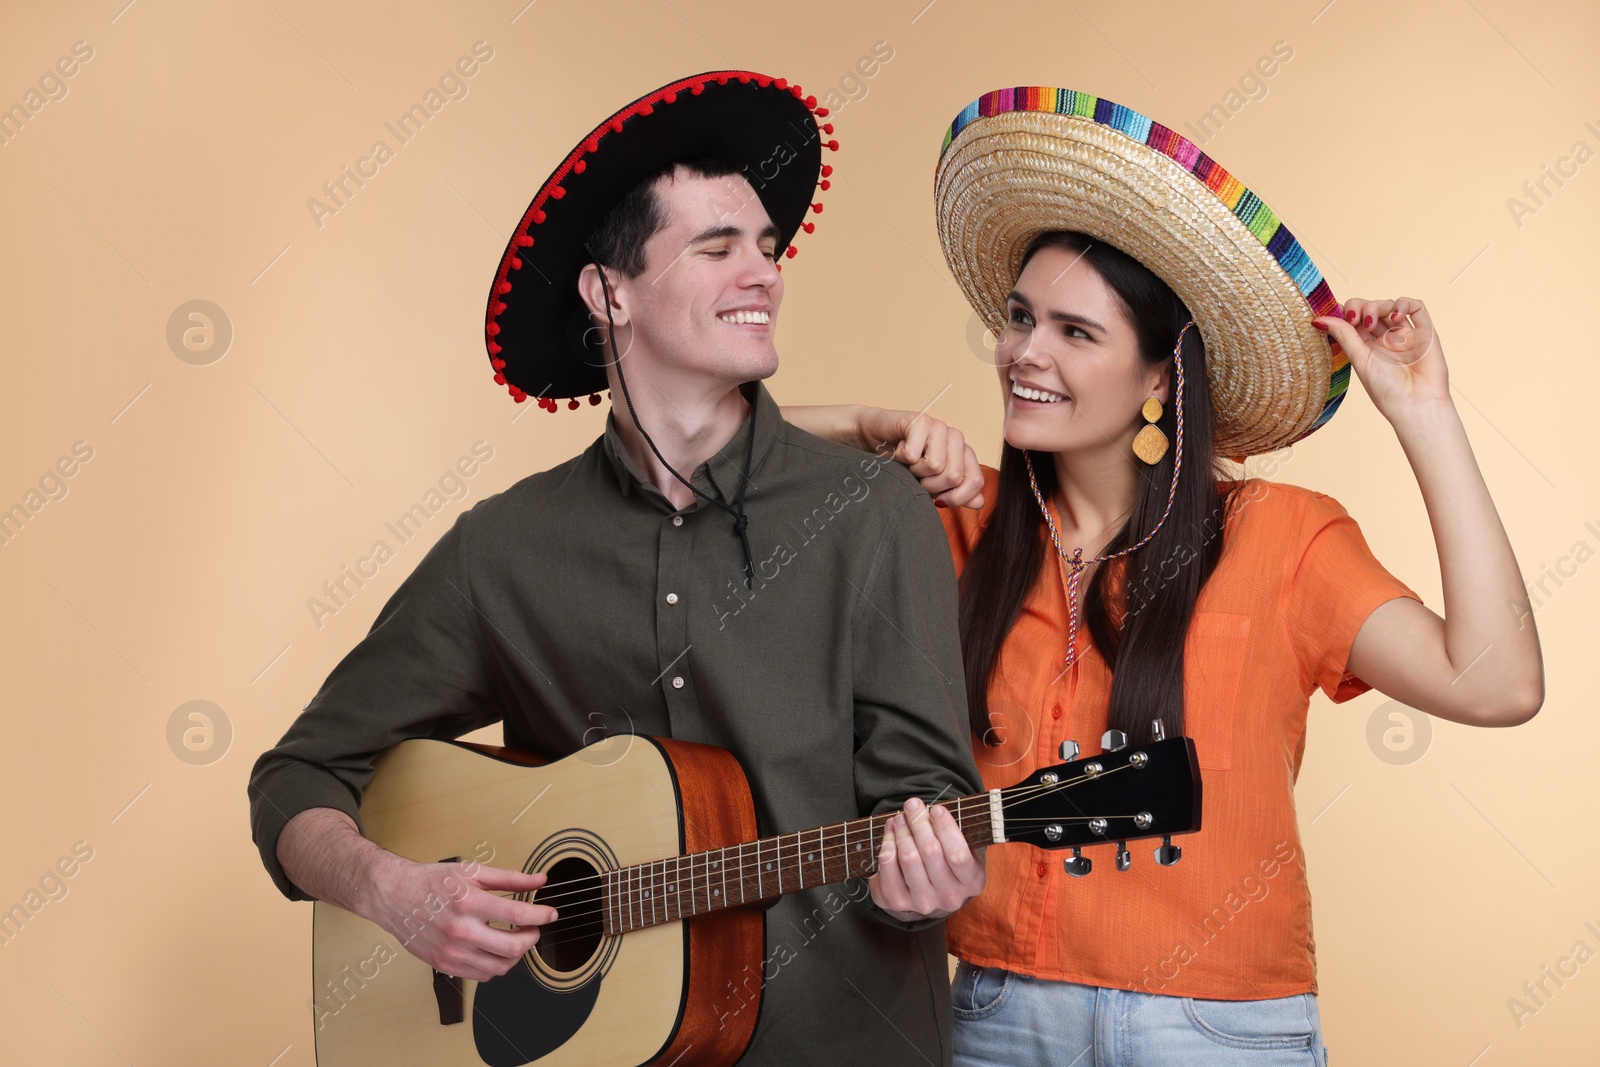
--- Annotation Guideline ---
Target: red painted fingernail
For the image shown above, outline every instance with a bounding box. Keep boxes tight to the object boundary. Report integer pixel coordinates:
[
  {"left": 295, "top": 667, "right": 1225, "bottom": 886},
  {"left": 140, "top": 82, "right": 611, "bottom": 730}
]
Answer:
[
  {"left": 1389, "top": 309, "right": 1401, "bottom": 320},
  {"left": 1364, "top": 315, "right": 1374, "bottom": 328},
  {"left": 1312, "top": 321, "right": 1329, "bottom": 332},
  {"left": 1345, "top": 310, "right": 1357, "bottom": 323},
  {"left": 934, "top": 499, "right": 947, "bottom": 508}
]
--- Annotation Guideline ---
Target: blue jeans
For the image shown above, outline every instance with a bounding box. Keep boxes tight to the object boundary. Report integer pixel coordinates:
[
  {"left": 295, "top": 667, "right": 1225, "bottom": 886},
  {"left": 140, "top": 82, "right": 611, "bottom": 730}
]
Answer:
[{"left": 951, "top": 961, "right": 1330, "bottom": 1066}]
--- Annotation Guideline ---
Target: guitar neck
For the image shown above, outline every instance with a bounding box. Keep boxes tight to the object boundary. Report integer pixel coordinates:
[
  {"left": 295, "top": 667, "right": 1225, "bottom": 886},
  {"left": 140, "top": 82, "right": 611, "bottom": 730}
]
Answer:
[{"left": 603, "top": 793, "right": 998, "bottom": 935}]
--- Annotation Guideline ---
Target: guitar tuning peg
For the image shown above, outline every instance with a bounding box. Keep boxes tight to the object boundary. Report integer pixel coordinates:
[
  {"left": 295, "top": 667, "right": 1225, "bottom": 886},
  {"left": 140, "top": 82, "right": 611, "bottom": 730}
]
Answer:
[
  {"left": 1101, "top": 729, "right": 1127, "bottom": 752},
  {"left": 1151, "top": 718, "right": 1166, "bottom": 742},
  {"left": 1116, "top": 842, "right": 1131, "bottom": 871},
  {"left": 1155, "top": 835, "right": 1182, "bottom": 866},
  {"left": 1063, "top": 847, "right": 1092, "bottom": 877},
  {"left": 1058, "top": 739, "right": 1079, "bottom": 761}
]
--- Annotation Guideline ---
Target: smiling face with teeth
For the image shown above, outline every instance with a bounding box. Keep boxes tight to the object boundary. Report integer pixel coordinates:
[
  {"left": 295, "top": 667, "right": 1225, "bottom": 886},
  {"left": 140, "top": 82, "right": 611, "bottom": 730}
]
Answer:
[
  {"left": 578, "top": 168, "right": 785, "bottom": 396},
  {"left": 994, "top": 243, "right": 1170, "bottom": 460}
]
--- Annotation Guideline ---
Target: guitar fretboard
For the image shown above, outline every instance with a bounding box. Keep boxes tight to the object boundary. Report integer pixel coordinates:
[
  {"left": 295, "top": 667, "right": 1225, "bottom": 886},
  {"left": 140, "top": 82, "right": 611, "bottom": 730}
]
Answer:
[{"left": 602, "top": 796, "right": 995, "bottom": 935}]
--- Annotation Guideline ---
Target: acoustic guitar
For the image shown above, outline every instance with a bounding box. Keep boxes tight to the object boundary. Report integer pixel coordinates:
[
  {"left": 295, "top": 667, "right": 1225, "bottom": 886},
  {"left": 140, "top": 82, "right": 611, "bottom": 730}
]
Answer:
[{"left": 310, "top": 728, "right": 1200, "bottom": 1067}]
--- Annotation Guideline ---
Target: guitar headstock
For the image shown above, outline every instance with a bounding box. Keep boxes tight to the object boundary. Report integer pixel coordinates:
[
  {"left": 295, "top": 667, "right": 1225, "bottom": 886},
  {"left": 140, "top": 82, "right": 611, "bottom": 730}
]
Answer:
[{"left": 996, "top": 735, "right": 1201, "bottom": 874}]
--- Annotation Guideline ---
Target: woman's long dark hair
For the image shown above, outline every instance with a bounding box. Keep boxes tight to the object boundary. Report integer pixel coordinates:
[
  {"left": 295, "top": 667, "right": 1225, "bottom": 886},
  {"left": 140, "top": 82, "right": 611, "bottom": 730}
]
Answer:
[{"left": 958, "top": 231, "right": 1232, "bottom": 746}]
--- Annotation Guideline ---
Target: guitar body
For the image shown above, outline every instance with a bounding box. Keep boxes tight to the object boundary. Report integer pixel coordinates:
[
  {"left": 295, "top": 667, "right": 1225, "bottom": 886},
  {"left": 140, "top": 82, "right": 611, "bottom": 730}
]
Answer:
[{"left": 311, "top": 736, "right": 763, "bottom": 1067}]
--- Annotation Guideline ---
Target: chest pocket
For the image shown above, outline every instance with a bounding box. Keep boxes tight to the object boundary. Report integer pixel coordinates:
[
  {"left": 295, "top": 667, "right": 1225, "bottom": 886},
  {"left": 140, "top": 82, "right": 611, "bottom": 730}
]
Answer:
[{"left": 1182, "top": 612, "right": 1251, "bottom": 771}]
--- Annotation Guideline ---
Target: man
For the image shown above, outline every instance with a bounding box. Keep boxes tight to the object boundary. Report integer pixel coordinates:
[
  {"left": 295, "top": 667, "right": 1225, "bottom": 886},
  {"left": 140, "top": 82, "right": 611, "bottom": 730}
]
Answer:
[{"left": 249, "top": 70, "right": 984, "bottom": 1064}]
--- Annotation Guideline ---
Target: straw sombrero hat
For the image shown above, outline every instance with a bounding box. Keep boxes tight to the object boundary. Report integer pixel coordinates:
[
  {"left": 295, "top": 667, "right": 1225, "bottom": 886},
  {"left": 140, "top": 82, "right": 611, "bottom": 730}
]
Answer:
[{"left": 934, "top": 87, "right": 1349, "bottom": 458}]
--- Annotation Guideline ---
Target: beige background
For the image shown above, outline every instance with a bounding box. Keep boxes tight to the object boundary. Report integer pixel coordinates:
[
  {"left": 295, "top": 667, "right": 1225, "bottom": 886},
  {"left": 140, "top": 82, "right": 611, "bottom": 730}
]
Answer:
[{"left": 1, "top": 0, "right": 1595, "bottom": 1063}]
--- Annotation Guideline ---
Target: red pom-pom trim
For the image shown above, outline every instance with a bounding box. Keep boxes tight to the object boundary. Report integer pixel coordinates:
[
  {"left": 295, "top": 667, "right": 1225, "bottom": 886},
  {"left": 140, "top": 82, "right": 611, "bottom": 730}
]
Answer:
[
  {"left": 801, "top": 222, "right": 815, "bottom": 233},
  {"left": 822, "top": 124, "right": 834, "bottom": 134},
  {"left": 821, "top": 164, "right": 833, "bottom": 177},
  {"left": 488, "top": 70, "right": 825, "bottom": 410},
  {"left": 819, "top": 180, "right": 830, "bottom": 191}
]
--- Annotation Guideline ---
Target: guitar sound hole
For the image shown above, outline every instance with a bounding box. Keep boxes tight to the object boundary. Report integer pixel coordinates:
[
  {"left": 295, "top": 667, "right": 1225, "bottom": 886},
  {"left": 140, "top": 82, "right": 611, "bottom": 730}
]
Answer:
[{"left": 532, "top": 857, "right": 603, "bottom": 973}]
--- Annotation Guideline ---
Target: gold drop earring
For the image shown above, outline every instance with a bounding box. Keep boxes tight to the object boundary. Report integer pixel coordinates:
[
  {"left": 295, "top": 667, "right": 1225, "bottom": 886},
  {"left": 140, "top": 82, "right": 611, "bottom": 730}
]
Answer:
[{"left": 1132, "top": 397, "right": 1168, "bottom": 464}]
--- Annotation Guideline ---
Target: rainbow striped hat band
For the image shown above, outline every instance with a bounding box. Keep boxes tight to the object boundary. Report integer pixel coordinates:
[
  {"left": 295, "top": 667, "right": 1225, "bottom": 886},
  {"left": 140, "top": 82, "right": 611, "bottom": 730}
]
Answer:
[{"left": 935, "top": 86, "right": 1348, "bottom": 457}]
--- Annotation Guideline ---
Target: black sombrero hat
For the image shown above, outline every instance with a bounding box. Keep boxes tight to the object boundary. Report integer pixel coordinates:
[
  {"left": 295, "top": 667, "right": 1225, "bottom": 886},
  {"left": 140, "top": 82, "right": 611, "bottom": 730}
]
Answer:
[{"left": 484, "top": 70, "right": 838, "bottom": 410}]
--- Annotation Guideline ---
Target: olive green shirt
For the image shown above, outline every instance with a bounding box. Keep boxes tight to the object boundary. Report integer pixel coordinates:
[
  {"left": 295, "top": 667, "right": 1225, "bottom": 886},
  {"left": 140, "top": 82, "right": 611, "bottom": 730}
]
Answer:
[{"left": 248, "top": 381, "right": 982, "bottom": 1065}]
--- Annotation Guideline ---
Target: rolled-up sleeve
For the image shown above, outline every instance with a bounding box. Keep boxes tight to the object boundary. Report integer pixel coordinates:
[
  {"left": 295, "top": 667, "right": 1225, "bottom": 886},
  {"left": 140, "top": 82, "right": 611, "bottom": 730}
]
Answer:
[
  {"left": 1284, "top": 490, "right": 1423, "bottom": 703},
  {"left": 247, "top": 510, "right": 503, "bottom": 901}
]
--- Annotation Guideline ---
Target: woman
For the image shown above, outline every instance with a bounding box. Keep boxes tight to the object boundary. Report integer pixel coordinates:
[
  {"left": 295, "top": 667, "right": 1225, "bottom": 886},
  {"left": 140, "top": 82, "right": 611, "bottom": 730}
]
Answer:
[{"left": 789, "top": 88, "right": 1542, "bottom": 1065}]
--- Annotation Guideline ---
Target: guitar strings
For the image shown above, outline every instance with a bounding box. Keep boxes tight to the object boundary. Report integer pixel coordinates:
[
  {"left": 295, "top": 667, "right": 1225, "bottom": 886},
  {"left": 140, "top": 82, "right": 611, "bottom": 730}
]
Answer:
[
  {"left": 501, "top": 762, "right": 1143, "bottom": 919},
  {"left": 494, "top": 762, "right": 1131, "bottom": 916},
  {"left": 473, "top": 764, "right": 1163, "bottom": 953}
]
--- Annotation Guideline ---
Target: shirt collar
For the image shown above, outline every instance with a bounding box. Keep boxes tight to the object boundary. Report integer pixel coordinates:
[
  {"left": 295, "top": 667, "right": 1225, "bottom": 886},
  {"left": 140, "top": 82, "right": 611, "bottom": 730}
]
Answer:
[{"left": 601, "top": 381, "right": 782, "bottom": 508}]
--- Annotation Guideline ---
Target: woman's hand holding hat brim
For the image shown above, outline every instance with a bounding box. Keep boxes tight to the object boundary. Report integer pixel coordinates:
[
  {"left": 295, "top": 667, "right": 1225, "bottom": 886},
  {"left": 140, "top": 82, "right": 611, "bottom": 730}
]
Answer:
[{"left": 1314, "top": 297, "right": 1449, "bottom": 425}]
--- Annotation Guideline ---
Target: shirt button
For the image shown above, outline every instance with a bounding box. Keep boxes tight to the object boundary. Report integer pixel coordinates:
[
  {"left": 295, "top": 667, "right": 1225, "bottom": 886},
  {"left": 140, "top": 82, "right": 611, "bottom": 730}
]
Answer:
[
  {"left": 1051, "top": 704, "right": 1062, "bottom": 720},
  {"left": 671, "top": 515, "right": 683, "bottom": 527},
  {"left": 665, "top": 593, "right": 679, "bottom": 605},
  {"left": 1036, "top": 861, "right": 1048, "bottom": 878},
  {"left": 671, "top": 676, "right": 685, "bottom": 689}
]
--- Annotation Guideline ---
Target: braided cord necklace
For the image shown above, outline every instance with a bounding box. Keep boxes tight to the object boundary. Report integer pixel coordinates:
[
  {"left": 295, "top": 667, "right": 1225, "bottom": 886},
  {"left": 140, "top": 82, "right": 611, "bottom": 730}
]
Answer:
[
  {"left": 1024, "top": 321, "right": 1194, "bottom": 668},
  {"left": 594, "top": 259, "right": 759, "bottom": 588}
]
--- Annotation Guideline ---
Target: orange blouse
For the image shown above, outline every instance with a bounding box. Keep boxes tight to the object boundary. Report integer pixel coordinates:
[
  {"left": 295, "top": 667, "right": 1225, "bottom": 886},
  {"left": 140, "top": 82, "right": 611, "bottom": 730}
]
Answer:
[{"left": 941, "top": 467, "right": 1421, "bottom": 1000}]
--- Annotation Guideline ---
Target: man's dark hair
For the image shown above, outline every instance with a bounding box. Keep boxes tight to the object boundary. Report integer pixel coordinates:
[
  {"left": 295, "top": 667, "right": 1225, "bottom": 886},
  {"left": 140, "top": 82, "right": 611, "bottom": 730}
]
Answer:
[{"left": 585, "top": 157, "right": 744, "bottom": 278}]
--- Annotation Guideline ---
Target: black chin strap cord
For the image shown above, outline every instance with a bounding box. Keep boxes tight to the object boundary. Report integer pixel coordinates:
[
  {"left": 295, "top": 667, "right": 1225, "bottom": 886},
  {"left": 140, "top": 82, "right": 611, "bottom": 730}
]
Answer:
[{"left": 592, "top": 258, "right": 757, "bottom": 589}]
